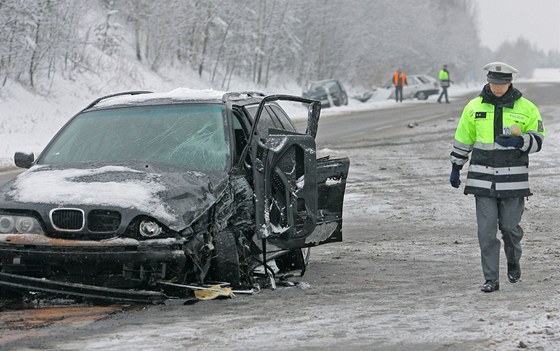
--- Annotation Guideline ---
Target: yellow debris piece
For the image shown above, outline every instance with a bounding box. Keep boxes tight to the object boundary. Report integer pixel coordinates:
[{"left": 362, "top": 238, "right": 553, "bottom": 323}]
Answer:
[{"left": 194, "top": 285, "right": 235, "bottom": 300}]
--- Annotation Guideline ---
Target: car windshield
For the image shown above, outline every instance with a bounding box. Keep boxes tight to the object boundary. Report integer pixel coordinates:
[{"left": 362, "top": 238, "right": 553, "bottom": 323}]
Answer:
[{"left": 39, "top": 103, "right": 230, "bottom": 172}]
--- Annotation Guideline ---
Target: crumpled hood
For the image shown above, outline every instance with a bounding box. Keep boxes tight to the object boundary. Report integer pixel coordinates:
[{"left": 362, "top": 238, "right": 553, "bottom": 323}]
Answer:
[{"left": 0, "top": 163, "right": 229, "bottom": 231}]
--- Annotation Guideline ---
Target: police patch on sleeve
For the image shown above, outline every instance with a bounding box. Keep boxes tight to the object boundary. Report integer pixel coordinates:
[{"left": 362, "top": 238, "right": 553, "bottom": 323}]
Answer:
[
  {"left": 538, "top": 120, "right": 544, "bottom": 132},
  {"left": 475, "top": 112, "right": 486, "bottom": 119}
]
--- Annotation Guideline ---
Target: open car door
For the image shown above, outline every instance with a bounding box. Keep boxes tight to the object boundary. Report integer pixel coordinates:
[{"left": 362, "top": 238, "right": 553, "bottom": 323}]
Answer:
[{"left": 246, "top": 95, "right": 349, "bottom": 250}]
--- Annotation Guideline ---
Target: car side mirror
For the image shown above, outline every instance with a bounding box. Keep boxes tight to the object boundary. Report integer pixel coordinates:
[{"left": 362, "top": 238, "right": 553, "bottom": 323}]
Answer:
[{"left": 14, "top": 152, "right": 34, "bottom": 169}]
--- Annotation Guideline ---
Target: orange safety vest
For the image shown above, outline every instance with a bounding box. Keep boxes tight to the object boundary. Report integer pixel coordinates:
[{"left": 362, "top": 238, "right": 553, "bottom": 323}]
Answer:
[{"left": 393, "top": 72, "right": 407, "bottom": 86}]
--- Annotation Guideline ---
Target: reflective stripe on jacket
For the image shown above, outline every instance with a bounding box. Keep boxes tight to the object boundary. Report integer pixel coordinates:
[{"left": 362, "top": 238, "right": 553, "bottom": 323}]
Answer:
[{"left": 450, "top": 84, "right": 546, "bottom": 198}]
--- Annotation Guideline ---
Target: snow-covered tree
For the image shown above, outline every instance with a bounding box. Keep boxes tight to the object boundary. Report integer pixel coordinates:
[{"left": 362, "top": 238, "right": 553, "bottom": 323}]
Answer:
[{"left": 0, "top": 0, "right": 552, "bottom": 91}]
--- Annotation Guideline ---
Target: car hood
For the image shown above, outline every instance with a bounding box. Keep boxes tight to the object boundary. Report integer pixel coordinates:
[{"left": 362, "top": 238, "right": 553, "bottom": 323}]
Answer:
[{"left": 0, "top": 163, "right": 229, "bottom": 232}]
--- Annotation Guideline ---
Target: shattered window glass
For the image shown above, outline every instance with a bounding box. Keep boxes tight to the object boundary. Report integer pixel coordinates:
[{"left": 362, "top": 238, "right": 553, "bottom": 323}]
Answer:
[{"left": 40, "top": 104, "right": 230, "bottom": 172}]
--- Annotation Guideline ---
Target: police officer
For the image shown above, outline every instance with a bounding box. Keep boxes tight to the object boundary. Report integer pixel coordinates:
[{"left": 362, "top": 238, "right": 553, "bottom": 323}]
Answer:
[
  {"left": 449, "top": 62, "right": 546, "bottom": 293},
  {"left": 437, "top": 64, "right": 450, "bottom": 103}
]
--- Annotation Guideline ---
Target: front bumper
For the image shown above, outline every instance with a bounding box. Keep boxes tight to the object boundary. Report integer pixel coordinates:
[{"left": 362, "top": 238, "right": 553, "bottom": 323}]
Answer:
[{"left": 0, "top": 234, "right": 186, "bottom": 279}]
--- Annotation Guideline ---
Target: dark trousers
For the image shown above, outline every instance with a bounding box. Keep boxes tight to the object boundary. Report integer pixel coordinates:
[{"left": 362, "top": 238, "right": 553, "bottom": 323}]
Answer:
[
  {"left": 475, "top": 196, "right": 524, "bottom": 281},
  {"left": 395, "top": 86, "right": 403, "bottom": 102},
  {"left": 438, "top": 86, "right": 448, "bottom": 103}
]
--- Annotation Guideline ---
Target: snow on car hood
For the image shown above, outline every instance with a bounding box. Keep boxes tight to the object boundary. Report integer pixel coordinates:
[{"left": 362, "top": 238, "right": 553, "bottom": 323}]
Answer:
[{"left": 0, "top": 164, "right": 228, "bottom": 231}]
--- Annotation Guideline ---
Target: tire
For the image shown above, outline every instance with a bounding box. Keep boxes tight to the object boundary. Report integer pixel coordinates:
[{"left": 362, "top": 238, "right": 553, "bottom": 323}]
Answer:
[
  {"left": 208, "top": 230, "right": 241, "bottom": 286},
  {"left": 416, "top": 91, "right": 428, "bottom": 100}
]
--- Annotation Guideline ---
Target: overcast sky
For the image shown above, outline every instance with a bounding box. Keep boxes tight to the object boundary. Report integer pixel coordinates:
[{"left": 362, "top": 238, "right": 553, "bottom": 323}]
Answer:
[{"left": 474, "top": 0, "right": 560, "bottom": 52}]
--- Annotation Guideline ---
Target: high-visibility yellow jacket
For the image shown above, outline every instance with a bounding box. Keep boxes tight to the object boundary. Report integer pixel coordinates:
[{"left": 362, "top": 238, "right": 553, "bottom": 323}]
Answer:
[
  {"left": 450, "top": 84, "right": 546, "bottom": 198},
  {"left": 439, "top": 69, "right": 450, "bottom": 87}
]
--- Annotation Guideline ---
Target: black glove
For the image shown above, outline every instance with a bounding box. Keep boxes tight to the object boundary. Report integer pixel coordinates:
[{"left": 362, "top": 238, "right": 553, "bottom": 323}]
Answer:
[
  {"left": 450, "top": 167, "right": 461, "bottom": 188},
  {"left": 495, "top": 135, "right": 524, "bottom": 149}
]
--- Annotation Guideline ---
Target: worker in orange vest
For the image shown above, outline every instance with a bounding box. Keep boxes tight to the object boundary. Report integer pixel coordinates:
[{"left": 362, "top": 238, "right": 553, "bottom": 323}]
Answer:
[{"left": 393, "top": 68, "right": 408, "bottom": 102}]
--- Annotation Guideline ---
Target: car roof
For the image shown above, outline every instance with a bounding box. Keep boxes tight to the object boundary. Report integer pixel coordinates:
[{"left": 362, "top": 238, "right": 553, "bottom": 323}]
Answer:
[
  {"left": 88, "top": 88, "right": 267, "bottom": 110},
  {"left": 310, "top": 79, "right": 339, "bottom": 84},
  {"left": 92, "top": 88, "right": 225, "bottom": 108}
]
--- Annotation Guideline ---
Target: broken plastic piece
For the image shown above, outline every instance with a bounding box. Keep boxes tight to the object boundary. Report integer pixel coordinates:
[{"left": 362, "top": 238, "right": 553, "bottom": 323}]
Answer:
[{"left": 194, "top": 285, "right": 235, "bottom": 300}]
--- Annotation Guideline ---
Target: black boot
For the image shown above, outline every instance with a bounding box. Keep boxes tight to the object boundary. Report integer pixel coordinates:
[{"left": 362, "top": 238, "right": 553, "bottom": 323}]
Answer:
[
  {"left": 481, "top": 280, "right": 499, "bottom": 292},
  {"left": 507, "top": 262, "right": 521, "bottom": 283}
]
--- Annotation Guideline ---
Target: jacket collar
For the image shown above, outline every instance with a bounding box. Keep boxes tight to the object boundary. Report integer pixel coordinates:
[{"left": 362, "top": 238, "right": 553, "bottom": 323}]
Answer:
[{"left": 479, "top": 83, "right": 522, "bottom": 108}]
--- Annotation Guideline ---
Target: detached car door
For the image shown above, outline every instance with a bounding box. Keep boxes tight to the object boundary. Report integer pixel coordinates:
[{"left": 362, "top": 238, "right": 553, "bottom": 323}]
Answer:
[{"left": 248, "top": 95, "right": 349, "bottom": 250}]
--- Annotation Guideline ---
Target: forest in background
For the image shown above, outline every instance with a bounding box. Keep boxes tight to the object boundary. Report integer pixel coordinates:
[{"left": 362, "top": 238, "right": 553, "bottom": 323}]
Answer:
[{"left": 1, "top": 0, "right": 559, "bottom": 93}]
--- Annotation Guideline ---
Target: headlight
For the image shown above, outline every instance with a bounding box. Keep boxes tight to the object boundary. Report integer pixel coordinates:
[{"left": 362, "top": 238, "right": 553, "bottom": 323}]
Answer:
[
  {"left": 139, "top": 219, "right": 162, "bottom": 237},
  {"left": 0, "top": 216, "right": 14, "bottom": 233},
  {"left": 0, "top": 214, "right": 44, "bottom": 234},
  {"left": 15, "top": 217, "right": 34, "bottom": 233}
]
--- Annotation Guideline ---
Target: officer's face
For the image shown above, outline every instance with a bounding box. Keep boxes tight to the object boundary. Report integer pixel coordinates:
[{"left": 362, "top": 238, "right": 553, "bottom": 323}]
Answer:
[{"left": 489, "top": 82, "right": 511, "bottom": 97}]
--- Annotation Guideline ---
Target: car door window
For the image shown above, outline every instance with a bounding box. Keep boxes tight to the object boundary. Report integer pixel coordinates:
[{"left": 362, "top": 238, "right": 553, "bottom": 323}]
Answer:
[
  {"left": 245, "top": 105, "right": 279, "bottom": 136},
  {"left": 268, "top": 105, "right": 297, "bottom": 132}
]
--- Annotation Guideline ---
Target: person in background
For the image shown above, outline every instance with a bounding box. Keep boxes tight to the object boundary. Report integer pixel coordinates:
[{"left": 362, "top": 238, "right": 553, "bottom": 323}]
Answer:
[
  {"left": 393, "top": 68, "right": 407, "bottom": 103},
  {"left": 437, "top": 64, "right": 450, "bottom": 103},
  {"left": 449, "top": 62, "right": 546, "bottom": 293}
]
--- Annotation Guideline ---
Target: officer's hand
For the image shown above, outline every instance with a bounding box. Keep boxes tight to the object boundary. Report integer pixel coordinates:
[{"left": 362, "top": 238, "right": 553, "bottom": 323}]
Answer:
[
  {"left": 450, "top": 167, "right": 461, "bottom": 188},
  {"left": 495, "top": 135, "right": 524, "bottom": 149}
]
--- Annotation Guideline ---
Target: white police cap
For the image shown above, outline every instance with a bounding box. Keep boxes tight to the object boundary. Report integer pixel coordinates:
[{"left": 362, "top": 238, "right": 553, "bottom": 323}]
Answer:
[{"left": 483, "top": 62, "right": 518, "bottom": 84}]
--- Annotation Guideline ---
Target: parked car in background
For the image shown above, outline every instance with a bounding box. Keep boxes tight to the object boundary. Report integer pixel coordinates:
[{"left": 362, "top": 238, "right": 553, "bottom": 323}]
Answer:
[
  {"left": 0, "top": 89, "right": 350, "bottom": 303},
  {"left": 303, "top": 79, "right": 348, "bottom": 107},
  {"left": 384, "top": 74, "right": 440, "bottom": 100}
]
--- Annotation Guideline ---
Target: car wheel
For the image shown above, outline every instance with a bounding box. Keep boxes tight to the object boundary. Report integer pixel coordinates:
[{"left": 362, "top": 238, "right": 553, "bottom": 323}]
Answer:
[
  {"left": 416, "top": 91, "right": 428, "bottom": 100},
  {"left": 208, "top": 229, "right": 241, "bottom": 286}
]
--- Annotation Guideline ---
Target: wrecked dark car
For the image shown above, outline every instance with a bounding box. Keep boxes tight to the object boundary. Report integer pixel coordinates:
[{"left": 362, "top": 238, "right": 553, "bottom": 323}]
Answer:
[
  {"left": 303, "top": 79, "right": 348, "bottom": 108},
  {"left": 0, "top": 89, "right": 349, "bottom": 303}
]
